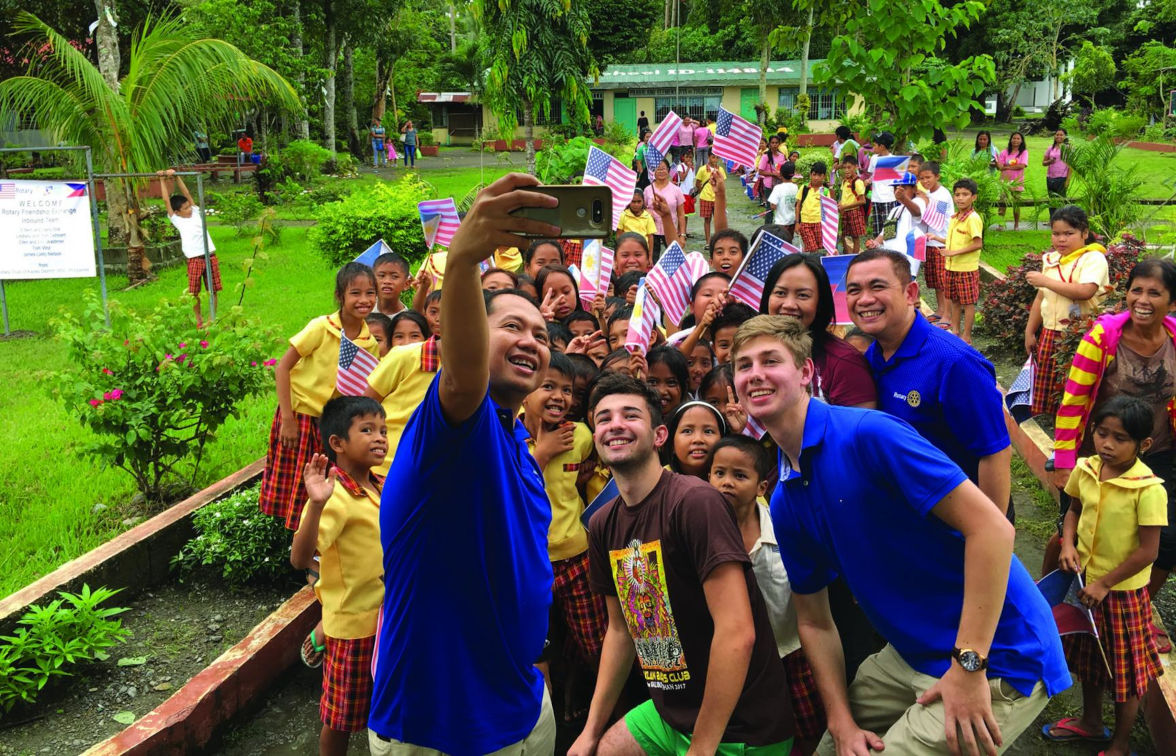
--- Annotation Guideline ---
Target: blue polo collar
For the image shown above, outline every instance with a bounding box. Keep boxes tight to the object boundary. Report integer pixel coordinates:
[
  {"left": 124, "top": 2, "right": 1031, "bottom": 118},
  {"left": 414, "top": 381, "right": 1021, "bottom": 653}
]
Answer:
[
  {"left": 781, "top": 398, "right": 828, "bottom": 480},
  {"left": 870, "top": 312, "right": 931, "bottom": 370}
]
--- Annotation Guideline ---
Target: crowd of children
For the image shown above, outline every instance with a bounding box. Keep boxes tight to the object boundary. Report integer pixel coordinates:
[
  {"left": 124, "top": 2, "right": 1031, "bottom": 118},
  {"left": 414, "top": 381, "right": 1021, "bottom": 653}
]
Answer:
[{"left": 232, "top": 120, "right": 1174, "bottom": 756}]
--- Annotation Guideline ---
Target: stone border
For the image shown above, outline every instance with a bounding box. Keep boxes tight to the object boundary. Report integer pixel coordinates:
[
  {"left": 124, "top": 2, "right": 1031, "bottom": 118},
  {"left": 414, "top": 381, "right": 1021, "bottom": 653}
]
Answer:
[
  {"left": 0, "top": 459, "right": 264, "bottom": 631},
  {"left": 82, "top": 587, "right": 320, "bottom": 755}
]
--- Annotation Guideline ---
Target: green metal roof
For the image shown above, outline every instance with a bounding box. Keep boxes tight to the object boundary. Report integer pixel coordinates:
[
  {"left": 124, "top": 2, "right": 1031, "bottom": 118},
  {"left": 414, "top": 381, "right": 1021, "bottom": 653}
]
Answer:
[{"left": 593, "top": 60, "right": 822, "bottom": 90}]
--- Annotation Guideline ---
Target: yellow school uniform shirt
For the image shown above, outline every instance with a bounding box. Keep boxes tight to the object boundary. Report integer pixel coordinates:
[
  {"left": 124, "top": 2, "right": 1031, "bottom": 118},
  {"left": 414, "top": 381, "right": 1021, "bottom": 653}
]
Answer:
[
  {"left": 617, "top": 209, "right": 657, "bottom": 239},
  {"left": 1039, "top": 244, "right": 1110, "bottom": 330},
  {"left": 694, "top": 165, "right": 726, "bottom": 202},
  {"left": 944, "top": 210, "right": 985, "bottom": 272},
  {"left": 421, "top": 251, "right": 447, "bottom": 291},
  {"left": 839, "top": 178, "right": 865, "bottom": 208},
  {"left": 798, "top": 185, "right": 825, "bottom": 223},
  {"left": 527, "top": 421, "right": 595, "bottom": 561},
  {"left": 493, "top": 246, "right": 523, "bottom": 273},
  {"left": 295, "top": 468, "right": 384, "bottom": 638},
  {"left": 288, "top": 313, "right": 378, "bottom": 417},
  {"left": 1065, "top": 456, "right": 1168, "bottom": 590},
  {"left": 366, "top": 337, "right": 439, "bottom": 476}
]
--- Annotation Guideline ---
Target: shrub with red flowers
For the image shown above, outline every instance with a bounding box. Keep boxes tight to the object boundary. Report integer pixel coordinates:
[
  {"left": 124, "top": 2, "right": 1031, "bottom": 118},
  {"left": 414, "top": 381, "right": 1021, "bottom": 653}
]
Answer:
[{"left": 54, "top": 293, "right": 275, "bottom": 503}]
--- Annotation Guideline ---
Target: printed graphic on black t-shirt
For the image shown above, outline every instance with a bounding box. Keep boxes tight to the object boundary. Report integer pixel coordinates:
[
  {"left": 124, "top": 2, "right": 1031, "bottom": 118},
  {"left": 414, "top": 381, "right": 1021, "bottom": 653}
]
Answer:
[{"left": 610, "top": 538, "right": 689, "bottom": 689}]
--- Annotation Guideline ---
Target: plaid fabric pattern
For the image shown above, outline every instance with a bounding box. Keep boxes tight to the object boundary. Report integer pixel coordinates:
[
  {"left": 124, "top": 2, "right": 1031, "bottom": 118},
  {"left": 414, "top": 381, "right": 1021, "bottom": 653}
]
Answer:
[
  {"left": 797, "top": 222, "right": 824, "bottom": 253},
  {"left": 1031, "top": 327, "right": 1065, "bottom": 417},
  {"left": 869, "top": 201, "right": 897, "bottom": 237},
  {"left": 419, "top": 336, "right": 440, "bottom": 372},
  {"left": 841, "top": 205, "right": 867, "bottom": 238},
  {"left": 186, "top": 254, "right": 223, "bottom": 295},
  {"left": 1062, "top": 587, "right": 1163, "bottom": 702},
  {"left": 698, "top": 199, "right": 715, "bottom": 219},
  {"left": 946, "top": 269, "right": 980, "bottom": 306},
  {"left": 321, "top": 634, "right": 376, "bottom": 732},
  {"left": 783, "top": 648, "right": 827, "bottom": 739},
  {"left": 561, "top": 239, "right": 584, "bottom": 268},
  {"left": 551, "top": 551, "right": 607, "bottom": 665},
  {"left": 259, "top": 407, "right": 321, "bottom": 531},
  {"left": 924, "top": 246, "right": 945, "bottom": 291}
]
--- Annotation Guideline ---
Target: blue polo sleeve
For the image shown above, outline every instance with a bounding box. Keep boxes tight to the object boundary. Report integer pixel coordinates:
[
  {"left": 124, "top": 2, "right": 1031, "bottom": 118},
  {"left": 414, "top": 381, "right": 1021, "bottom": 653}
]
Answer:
[
  {"left": 938, "top": 353, "right": 1011, "bottom": 458},
  {"left": 858, "top": 411, "right": 968, "bottom": 518},
  {"left": 769, "top": 486, "right": 838, "bottom": 595}
]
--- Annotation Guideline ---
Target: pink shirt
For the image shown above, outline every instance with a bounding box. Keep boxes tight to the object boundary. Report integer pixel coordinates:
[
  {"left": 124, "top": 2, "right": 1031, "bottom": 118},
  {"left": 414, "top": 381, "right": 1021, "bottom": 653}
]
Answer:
[
  {"left": 1044, "top": 144, "right": 1070, "bottom": 179},
  {"left": 694, "top": 126, "right": 710, "bottom": 148},
  {"left": 998, "top": 148, "right": 1028, "bottom": 188},
  {"left": 677, "top": 123, "right": 695, "bottom": 148},
  {"left": 758, "top": 151, "right": 783, "bottom": 190},
  {"left": 644, "top": 182, "right": 684, "bottom": 236}
]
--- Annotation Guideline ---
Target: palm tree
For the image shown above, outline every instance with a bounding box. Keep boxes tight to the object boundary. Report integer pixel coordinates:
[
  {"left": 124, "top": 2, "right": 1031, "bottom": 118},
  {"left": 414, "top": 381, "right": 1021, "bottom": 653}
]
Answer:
[{"left": 0, "top": 13, "right": 300, "bottom": 283}]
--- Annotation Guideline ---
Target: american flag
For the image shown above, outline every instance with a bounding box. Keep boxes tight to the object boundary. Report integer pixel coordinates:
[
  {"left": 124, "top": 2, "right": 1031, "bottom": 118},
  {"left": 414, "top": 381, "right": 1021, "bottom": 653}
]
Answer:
[
  {"left": 645, "top": 111, "right": 682, "bottom": 171},
  {"left": 869, "top": 155, "right": 910, "bottom": 184},
  {"left": 728, "top": 231, "right": 797, "bottom": 307},
  {"left": 624, "top": 278, "right": 661, "bottom": 355},
  {"left": 922, "top": 199, "right": 950, "bottom": 235},
  {"left": 819, "top": 193, "right": 839, "bottom": 253},
  {"left": 582, "top": 146, "right": 636, "bottom": 230},
  {"left": 742, "top": 413, "right": 768, "bottom": 441},
  {"left": 578, "top": 240, "right": 615, "bottom": 308},
  {"left": 0, "top": 183, "right": 15, "bottom": 199},
  {"left": 712, "top": 107, "right": 760, "bottom": 169},
  {"left": 645, "top": 242, "right": 692, "bottom": 325},
  {"left": 336, "top": 333, "right": 380, "bottom": 396},
  {"left": 417, "top": 198, "right": 460, "bottom": 248}
]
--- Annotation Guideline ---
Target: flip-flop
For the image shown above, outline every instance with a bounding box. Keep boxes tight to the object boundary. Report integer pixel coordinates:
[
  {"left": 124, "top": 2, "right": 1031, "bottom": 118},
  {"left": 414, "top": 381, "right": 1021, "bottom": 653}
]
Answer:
[
  {"left": 926, "top": 314, "right": 943, "bottom": 322},
  {"left": 1041, "top": 717, "right": 1111, "bottom": 742},
  {"left": 1151, "top": 621, "right": 1172, "bottom": 653},
  {"left": 301, "top": 628, "right": 325, "bottom": 669}
]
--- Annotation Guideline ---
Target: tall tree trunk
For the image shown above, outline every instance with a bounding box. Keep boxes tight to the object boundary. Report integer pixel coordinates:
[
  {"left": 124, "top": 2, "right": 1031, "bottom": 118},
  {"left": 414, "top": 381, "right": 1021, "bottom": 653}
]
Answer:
[
  {"left": 449, "top": 3, "right": 457, "bottom": 52},
  {"left": 523, "top": 99, "right": 536, "bottom": 176},
  {"left": 322, "top": 0, "right": 338, "bottom": 160},
  {"left": 342, "top": 37, "right": 362, "bottom": 158},
  {"left": 372, "top": 59, "right": 388, "bottom": 122},
  {"left": 389, "top": 69, "right": 398, "bottom": 133},
  {"left": 758, "top": 35, "right": 769, "bottom": 127},
  {"left": 292, "top": 0, "right": 310, "bottom": 140},
  {"left": 664, "top": 0, "right": 673, "bottom": 29},
  {"left": 798, "top": 4, "right": 813, "bottom": 97},
  {"left": 93, "top": 0, "right": 130, "bottom": 246}
]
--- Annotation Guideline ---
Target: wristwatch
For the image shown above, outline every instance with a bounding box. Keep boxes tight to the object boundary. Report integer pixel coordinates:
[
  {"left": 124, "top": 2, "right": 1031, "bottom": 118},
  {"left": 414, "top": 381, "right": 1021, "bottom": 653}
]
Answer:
[{"left": 952, "top": 647, "right": 989, "bottom": 672}]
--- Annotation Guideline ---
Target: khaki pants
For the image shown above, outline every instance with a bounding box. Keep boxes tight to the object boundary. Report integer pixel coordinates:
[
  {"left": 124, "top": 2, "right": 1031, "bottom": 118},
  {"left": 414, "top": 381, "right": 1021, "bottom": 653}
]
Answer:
[
  {"left": 368, "top": 686, "right": 556, "bottom": 756},
  {"left": 816, "top": 644, "right": 1049, "bottom": 755}
]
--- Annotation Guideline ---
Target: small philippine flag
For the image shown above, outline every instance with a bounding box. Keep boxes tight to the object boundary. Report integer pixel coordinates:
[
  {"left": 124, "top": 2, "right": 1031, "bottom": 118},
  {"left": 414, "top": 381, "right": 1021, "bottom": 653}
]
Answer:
[{"left": 821, "top": 254, "right": 856, "bottom": 325}]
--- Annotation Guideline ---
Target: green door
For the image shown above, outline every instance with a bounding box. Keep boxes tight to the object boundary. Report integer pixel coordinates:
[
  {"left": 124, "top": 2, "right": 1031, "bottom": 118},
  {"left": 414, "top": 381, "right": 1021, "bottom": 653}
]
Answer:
[
  {"left": 739, "top": 88, "right": 759, "bottom": 122},
  {"left": 613, "top": 97, "right": 637, "bottom": 137}
]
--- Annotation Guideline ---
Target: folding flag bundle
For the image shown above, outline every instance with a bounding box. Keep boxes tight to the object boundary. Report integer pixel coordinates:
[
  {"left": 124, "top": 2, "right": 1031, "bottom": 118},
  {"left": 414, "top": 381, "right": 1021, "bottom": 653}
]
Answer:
[
  {"left": 821, "top": 254, "right": 855, "bottom": 325},
  {"left": 819, "top": 194, "right": 839, "bottom": 253},
  {"left": 417, "top": 198, "right": 460, "bottom": 248},
  {"left": 582, "top": 146, "right": 637, "bottom": 229},
  {"left": 1036, "top": 570, "right": 1110, "bottom": 675},
  {"left": 869, "top": 155, "right": 910, "bottom": 184},
  {"left": 712, "top": 107, "right": 760, "bottom": 169},
  {"left": 728, "top": 231, "right": 798, "bottom": 308},
  {"left": 578, "top": 240, "right": 615, "bottom": 309}
]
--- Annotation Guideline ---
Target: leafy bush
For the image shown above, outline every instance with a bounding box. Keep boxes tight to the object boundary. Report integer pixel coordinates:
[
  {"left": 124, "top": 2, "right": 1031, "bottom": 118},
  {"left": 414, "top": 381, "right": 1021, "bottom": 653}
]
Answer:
[
  {"left": 281, "top": 139, "right": 335, "bottom": 181},
  {"left": 0, "top": 585, "right": 128, "bottom": 715},
  {"left": 310, "top": 175, "right": 431, "bottom": 267},
  {"left": 1063, "top": 136, "right": 1143, "bottom": 239},
  {"left": 935, "top": 141, "right": 1013, "bottom": 223},
  {"left": 535, "top": 135, "right": 596, "bottom": 184},
  {"left": 600, "top": 120, "right": 635, "bottom": 157},
  {"left": 172, "top": 483, "right": 293, "bottom": 586},
  {"left": 138, "top": 205, "right": 178, "bottom": 245},
  {"left": 53, "top": 294, "right": 275, "bottom": 503},
  {"left": 1080, "top": 108, "right": 1145, "bottom": 139},
  {"left": 305, "top": 182, "right": 352, "bottom": 206},
  {"left": 215, "top": 192, "right": 264, "bottom": 232},
  {"left": 332, "top": 151, "right": 359, "bottom": 176}
]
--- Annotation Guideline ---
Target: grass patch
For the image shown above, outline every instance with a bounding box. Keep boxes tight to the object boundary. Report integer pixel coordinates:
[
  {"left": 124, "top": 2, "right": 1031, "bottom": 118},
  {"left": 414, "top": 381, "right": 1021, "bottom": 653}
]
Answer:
[{"left": 981, "top": 229, "right": 1051, "bottom": 274}]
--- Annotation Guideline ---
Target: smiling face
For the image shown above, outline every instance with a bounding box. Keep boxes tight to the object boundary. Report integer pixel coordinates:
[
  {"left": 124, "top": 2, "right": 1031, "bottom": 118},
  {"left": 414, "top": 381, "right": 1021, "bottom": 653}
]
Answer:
[
  {"left": 487, "top": 294, "right": 552, "bottom": 405},
  {"left": 845, "top": 258, "right": 918, "bottom": 339},
  {"left": 1126, "top": 274, "right": 1176, "bottom": 330},
  {"left": 732, "top": 335, "right": 813, "bottom": 424},
  {"left": 767, "top": 265, "right": 819, "bottom": 328},
  {"left": 392, "top": 317, "right": 425, "bottom": 346},
  {"left": 672, "top": 405, "right": 723, "bottom": 477},
  {"left": 653, "top": 162, "right": 670, "bottom": 183},
  {"left": 542, "top": 272, "right": 578, "bottom": 320},
  {"left": 712, "top": 325, "right": 737, "bottom": 364},
  {"left": 340, "top": 274, "right": 377, "bottom": 321},
  {"left": 329, "top": 412, "right": 388, "bottom": 469},
  {"left": 523, "top": 367, "right": 573, "bottom": 426},
  {"left": 616, "top": 239, "right": 652, "bottom": 274},
  {"left": 646, "top": 361, "right": 684, "bottom": 417},
  {"left": 527, "top": 243, "right": 563, "bottom": 278},
  {"left": 592, "top": 392, "right": 667, "bottom": 473},
  {"left": 710, "top": 238, "right": 744, "bottom": 276},
  {"left": 691, "top": 277, "right": 728, "bottom": 322},
  {"left": 686, "top": 345, "right": 713, "bottom": 391},
  {"left": 708, "top": 445, "right": 767, "bottom": 510}
]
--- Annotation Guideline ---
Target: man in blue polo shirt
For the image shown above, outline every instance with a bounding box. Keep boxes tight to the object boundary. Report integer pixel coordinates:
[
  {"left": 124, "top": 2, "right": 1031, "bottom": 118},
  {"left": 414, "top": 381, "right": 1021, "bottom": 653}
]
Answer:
[
  {"left": 368, "top": 173, "right": 562, "bottom": 755},
  {"left": 731, "top": 315, "right": 1069, "bottom": 755},
  {"left": 845, "top": 248, "right": 1013, "bottom": 517}
]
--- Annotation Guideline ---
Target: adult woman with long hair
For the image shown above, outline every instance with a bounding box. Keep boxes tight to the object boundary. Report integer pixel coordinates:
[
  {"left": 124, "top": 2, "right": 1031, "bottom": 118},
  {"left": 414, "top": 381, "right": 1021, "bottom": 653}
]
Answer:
[
  {"left": 997, "top": 131, "right": 1029, "bottom": 230},
  {"left": 972, "top": 130, "right": 998, "bottom": 171},
  {"left": 1043, "top": 127, "right": 1071, "bottom": 199}
]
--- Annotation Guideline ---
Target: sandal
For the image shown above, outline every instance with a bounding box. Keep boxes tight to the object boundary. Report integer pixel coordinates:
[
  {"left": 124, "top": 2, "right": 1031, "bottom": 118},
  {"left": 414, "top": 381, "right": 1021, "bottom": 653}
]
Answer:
[
  {"left": 301, "top": 628, "right": 325, "bottom": 669},
  {"left": 1151, "top": 620, "right": 1172, "bottom": 653},
  {"left": 1041, "top": 717, "right": 1111, "bottom": 742},
  {"left": 926, "top": 314, "right": 942, "bottom": 323}
]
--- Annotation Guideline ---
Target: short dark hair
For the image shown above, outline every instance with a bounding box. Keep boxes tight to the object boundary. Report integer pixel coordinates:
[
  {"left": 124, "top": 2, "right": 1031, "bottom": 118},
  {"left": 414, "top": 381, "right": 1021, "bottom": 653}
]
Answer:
[
  {"left": 565, "top": 352, "right": 600, "bottom": 381},
  {"left": 424, "top": 290, "right": 443, "bottom": 307},
  {"left": 563, "top": 310, "right": 600, "bottom": 331},
  {"left": 1127, "top": 257, "right": 1176, "bottom": 302},
  {"left": 707, "top": 434, "right": 771, "bottom": 481},
  {"left": 373, "top": 252, "right": 409, "bottom": 274},
  {"left": 918, "top": 161, "right": 941, "bottom": 177},
  {"left": 481, "top": 267, "right": 520, "bottom": 287},
  {"left": 710, "top": 228, "right": 748, "bottom": 255},
  {"left": 780, "top": 161, "right": 796, "bottom": 180},
  {"left": 335, "top": 262, "right": 376, "bottom": 306},
  {"left": 835, "top": 125, "right": 852, "bottom": 141},
  {"left": 547, "top": 321, "right": 572, "bottom": 347},
  {"left": 390, "top": 309, "right": 431, "bottom": 338},
  {"left": 366, "top": 312, "right": 394, "bottom": 340},
  {"left": 847, "top": 248, "right": 912, "bottom": 285},
  {"left": 615, "top": 271, "right": 644, "bottom": 296},
  {"left": 691, "top": 272, "right": 732, "bottom": 303},
  {"left": 588, "top": 371, "right": 664, "bottom": 427},
  {"left": 810, "top": 161, "right": 827, "bottom": 176},
  {"left": 1092, "top": 395, "right": 1154, "bottom": 445},
  {"left": 699, "top": 363, "right": 734, "bottom": 401},
  {"left": 600, "top": 347, "right": 631, "bottom": 373},
  {"left": 169, "top": 194, "right": 188, "bottom": 212},
  {"left": 546, "top": 349, "right": 574, "bottom": 378},
  {"left": 1050, "top": 205, "right": 1094, "bottom": 244},
  {"left": 712, "top": 301, "right": 757, "bottom": 335},
  {"left": 320, "top": 396, "right": 386, "bottom": 463},
  {"left": 524, "top": 239, "right": 563, "bottom": 267},
  {"left": 952, "top": 177, "right": 979, "bottom": 195},
  {"left": 607, "top": 305, "right": 633, "bottom": 335}
]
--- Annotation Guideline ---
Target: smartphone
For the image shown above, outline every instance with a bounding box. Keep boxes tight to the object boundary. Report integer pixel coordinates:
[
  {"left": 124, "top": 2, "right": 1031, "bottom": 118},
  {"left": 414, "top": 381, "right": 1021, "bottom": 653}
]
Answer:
[{"left": 510, "top": 185, "right": 611, "bottom": 238}]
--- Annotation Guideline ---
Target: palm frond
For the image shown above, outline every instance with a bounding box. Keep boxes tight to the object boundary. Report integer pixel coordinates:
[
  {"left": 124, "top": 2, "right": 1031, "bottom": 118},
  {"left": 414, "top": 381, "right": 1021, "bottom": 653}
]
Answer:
[{"left": 0, "top": 76, "right": 102, "bottom": 151}]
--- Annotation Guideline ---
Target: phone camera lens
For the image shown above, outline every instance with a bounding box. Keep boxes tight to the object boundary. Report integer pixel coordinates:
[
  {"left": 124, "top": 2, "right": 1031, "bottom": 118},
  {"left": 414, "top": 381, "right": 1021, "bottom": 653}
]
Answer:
[
  {"left": 577, "top": 208, "right": 587, "bottom": 218},
  {"left": 592, "top": 200, "right": 603, "bottom": 223}
]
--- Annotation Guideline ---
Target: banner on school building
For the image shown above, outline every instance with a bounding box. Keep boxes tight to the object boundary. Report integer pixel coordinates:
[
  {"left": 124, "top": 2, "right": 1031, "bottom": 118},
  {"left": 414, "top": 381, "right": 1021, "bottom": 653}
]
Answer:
[{"left": 0, "top": 180, "right": 96, "bottom": 279}]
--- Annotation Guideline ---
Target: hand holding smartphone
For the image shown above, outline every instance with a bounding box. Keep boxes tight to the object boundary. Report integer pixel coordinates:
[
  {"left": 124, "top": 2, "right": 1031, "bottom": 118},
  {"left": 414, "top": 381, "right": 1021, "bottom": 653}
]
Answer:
[{"left": 509, "top": 185, "right": 612, "bottom": 238}]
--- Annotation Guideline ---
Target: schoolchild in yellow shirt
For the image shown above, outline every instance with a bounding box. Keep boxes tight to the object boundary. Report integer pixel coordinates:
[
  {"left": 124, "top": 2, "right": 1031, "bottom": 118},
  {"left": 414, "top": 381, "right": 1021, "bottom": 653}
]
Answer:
[
  {"left": 364, "top": 335, "right": 440, "bottom": 476},
  {"left": 938, "top": 177, "right": 985, "bottom": 344},
  {"left": 617, "top": 190, "right": 658, "bottom": 254},
  {"left": 292, "top": 396, "right": 388, "bottom": 756},
  {"left": 694, "top": 152, "right": 728, "bottom": 242},
  {"left": 795, "top": 161, "right": 830, "bottom": 253}
]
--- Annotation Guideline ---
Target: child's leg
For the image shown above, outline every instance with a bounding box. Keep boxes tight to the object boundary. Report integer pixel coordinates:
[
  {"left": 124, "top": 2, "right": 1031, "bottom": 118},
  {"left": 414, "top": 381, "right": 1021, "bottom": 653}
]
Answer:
[
  {"left": 1106, "top": 696, "right": 1141, "bottom": 756},
  {"left": 1076, "top": 679, "right": 1107, "bottom": 735},
  {"left": 962, "top": 303, "right": 976, "bottom": 343},
  {"left": 193, "top": 291, "right": 204, "bottom": 328},
  {"left": 1013, "top": 198, "right": 1021, "bottom": 231},
  {"left": 319, "top": 726, "right": 349, "bottom": 756},
  {"left": 320, "top": 634, "right": 375, "bottom": 756}
]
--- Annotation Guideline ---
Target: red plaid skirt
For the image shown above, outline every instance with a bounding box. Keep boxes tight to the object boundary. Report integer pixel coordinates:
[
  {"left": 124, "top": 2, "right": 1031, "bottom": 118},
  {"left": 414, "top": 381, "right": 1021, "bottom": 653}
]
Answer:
[
  {"left": 322, "top": 634, "right": 376, "bottom": 732},
  {"left": 1063, "top": 587, "right": 1163, "bottom": 702},
  {"left": 259, "top": 407, "right": 321, "bottom": 530},
  {"left": 784, "top": 648, "right": 827, "bottom": 739},
  {"left": 187, "top": 254, "right": 223, "bottom": 295},
  {"left": 946, "top": 269, "right": 980, "bottom": 306},
  {"left": 552, "top": 551, "right": 607, "bottom": 665},
  {"left": 797, "top": 222, "right": 824, "bottom": 253},
  {"left": 699, "top": 199, "right": 715, "bottom": 219},
  {"left": 924, "top": 246, "right": 945, "bottom": 291},
  {"left": 841, "top": 205, "right": 867, "bottom": 238},
  {"left": 1031, "top": 327, "right": 1064, "bottom": 417}
]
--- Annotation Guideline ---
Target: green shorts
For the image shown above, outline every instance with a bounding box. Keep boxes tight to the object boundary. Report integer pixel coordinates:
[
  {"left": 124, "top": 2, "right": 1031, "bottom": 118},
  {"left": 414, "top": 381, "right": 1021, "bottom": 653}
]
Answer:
[{"left": 625, "top": 700, "right": 794, "bottom": 756}]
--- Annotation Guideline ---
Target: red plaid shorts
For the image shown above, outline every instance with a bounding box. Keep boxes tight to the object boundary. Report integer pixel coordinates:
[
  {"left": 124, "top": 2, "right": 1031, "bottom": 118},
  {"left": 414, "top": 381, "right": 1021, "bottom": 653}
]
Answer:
[
  {"left": 841, "top": 205, "right": 867, "bottom": 238},
  {"left": 186, "top": 254, "right": 223, "bottom": 295},
  {"left": 924, "top": 246, "right": 945, "bottom": 290},
  {"left": 1063, "top": 586, "right": 1163, "bottom": 702},
  {"left": 945, "top": 269, "right": 980, "bottom": 306},
  {"left": 321, "top": 634, "right": 376, "bottom": 732},
  {"left": 699, "top": 199, "right": 715, "bottom": 219},
  {"left": 551, "top": 551, "right": 607, "bottom": 665},
  {"left": 784, "top": 648, "right": 827, "bottom": 739},
  {"left": 258, "top": 407, "right": 321, "bottom": 530},
  {"left": 1031, "top": 327, "right": 1064, "bottom": 417},
  {"left": 797, "top": 222, "right": 824, "bottom": 253}
]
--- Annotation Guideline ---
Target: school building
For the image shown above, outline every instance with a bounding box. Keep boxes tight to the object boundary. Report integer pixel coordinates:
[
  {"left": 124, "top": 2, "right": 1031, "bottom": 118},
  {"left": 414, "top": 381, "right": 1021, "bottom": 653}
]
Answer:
[{"left": 420, "top": 59, "right": 855, "bottom": 146}]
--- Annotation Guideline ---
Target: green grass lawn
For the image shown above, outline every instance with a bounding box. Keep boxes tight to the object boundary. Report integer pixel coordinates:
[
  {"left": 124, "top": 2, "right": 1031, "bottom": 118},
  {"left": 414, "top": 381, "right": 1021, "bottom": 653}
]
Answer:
[{"left": 980, "top": 229, "right": 1051, "bottom": 274}]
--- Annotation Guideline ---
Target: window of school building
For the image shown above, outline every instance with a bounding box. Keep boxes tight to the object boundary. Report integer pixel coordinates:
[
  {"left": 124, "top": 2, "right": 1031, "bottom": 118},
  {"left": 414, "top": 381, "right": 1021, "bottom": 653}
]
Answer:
[
  {"left": 777, "top": 88, "right": 843, "bottom": 120},
  {"left": 515, "top": 98, "right": 564, "bottom": 126},
  {"left": 638, "top": 88, "right": 723, "bottom": 122}
]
